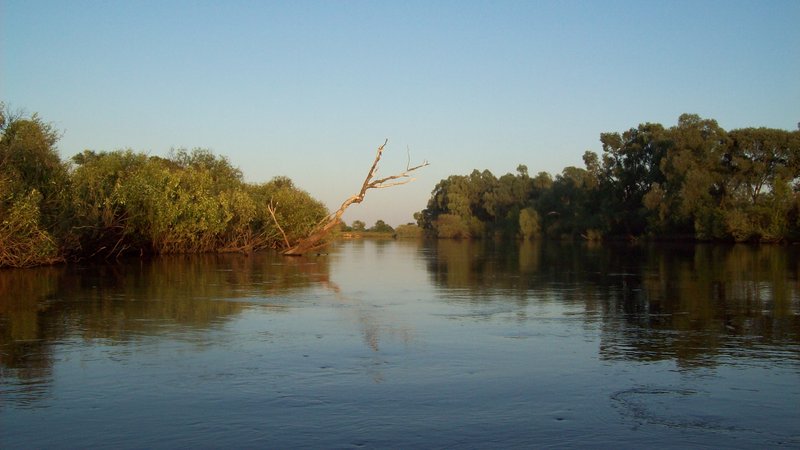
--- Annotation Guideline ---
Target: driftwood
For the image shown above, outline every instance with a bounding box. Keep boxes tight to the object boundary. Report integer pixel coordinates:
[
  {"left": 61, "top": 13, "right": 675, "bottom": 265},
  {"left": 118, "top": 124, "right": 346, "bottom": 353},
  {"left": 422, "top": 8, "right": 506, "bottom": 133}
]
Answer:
[{"left": 279, "top": 139, "right": 428, "bottom": 256}]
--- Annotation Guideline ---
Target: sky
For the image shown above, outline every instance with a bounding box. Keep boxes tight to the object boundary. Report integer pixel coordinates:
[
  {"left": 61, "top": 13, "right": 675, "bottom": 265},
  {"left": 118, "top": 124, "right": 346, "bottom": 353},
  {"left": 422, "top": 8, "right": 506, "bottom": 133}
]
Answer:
[{"left": 3, "top": 0, "right": 799, "bottom": 227}]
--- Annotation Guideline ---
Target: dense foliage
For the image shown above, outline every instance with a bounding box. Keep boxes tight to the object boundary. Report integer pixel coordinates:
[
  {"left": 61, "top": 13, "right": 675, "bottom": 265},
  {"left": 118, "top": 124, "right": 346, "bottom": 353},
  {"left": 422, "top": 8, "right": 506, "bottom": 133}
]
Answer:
[
  {"left": 417, "top": 114, "right": 800, "bottom": 243},
  {"left": 1, "top": 106, "right": 328, "bottom": 267}
]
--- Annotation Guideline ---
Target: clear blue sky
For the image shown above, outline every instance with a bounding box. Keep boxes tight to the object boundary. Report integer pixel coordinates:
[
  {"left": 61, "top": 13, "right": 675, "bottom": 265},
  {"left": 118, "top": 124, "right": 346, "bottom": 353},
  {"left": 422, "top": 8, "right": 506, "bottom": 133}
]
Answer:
[{"left": 3, "top": 0, "right": 799, "bottom": 226}]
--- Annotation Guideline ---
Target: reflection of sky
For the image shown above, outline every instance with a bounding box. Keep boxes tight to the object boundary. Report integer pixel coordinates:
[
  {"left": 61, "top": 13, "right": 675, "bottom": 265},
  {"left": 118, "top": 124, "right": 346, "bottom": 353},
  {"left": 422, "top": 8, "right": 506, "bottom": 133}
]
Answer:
[{"left": 328, "top": 240, "right": 430, "bottom": 292}]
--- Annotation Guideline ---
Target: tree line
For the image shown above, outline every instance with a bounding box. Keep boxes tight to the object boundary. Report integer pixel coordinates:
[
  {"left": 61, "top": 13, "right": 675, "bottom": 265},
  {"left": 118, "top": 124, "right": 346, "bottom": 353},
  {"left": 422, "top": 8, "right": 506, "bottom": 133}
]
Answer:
[
  {"left": 416, "top": 114, "right": 800, "bottom": 243},
  {"left": 1, "top": 105, "right": 328, "bottom": 267}
]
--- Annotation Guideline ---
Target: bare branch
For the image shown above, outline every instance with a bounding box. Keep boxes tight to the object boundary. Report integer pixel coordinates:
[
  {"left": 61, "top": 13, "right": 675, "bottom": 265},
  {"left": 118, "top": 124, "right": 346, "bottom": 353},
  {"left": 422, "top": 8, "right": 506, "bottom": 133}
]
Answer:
[
  {"left": 267, "top": 200, "right": 291, "bottom": 249},
  {"left": 278, "top": 139, "right": 428, "bottom": 256}
]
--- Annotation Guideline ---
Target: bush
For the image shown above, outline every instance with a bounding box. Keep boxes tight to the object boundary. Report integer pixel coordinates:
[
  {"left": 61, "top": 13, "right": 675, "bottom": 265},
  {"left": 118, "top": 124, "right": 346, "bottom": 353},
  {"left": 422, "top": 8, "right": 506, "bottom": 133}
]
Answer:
[
  {"left": 0, "top": 111, "right": 71, "bottom": 234},
  {"left": 518, "top": 207, "right": 541, "bottom": 240},
  {"left": 0, "top": 188, "right": 63, "bottom": 267},
  {"left": 71, "top": 150, "right": 329, "bottom": 256},
  {"left": 0, "top": 106, "right": 332, "bottom": 266},
  {"left": 395, "top": 223, "right": 422, "bottom": 238},
  {"left": 435, "top": 214, "right": 471, "bottom": 239}
]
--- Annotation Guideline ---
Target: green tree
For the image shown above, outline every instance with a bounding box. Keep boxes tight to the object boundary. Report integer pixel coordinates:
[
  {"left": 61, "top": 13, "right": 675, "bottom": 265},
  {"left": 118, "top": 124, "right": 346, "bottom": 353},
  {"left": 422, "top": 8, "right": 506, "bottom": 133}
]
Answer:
[
  {"left": 721, "top": 128, "right": 800, "bottom": 241},
  {"left": 537, "top": 166, "right": 601, "bottom": 239},
  {"left": 70, "top": 149, "right": 150, "bottom": 256},
  {"left": 0, "top": 107, "right": 70, "bottom": 234},
  {"left": 419, "top": 166, "right": 541, "bottom": 239},
  {"left": 69, "top": 149, "right": 327, "bottom": 257},
  {"left": 0, "top": 104, "right": 334, "bottom": 265},
  {"left": 652, "top": 114, "right": 730, "bottom": 239},
  {"left": 0, "top": 106, "right": 69, "bottom": 266},
  {"left": 394, "top": 223, "right": 422, "bottom": 238},
  {"left": 0, "top": 188, "right": 62, "bottom": 267},
  {"left": 418, "top": 114, "right": 799, "bottom": 243},
  {"left": 598, "top": 122, "right": 669, "bottom": 236},
  {"left": 434, "top": 214, "right": 471, "bottom": 239},
  {"left": 518, "top": 207, "right": 541, "bottom": 240},
  {"left": 369, "top": 219, "right": 394, "bottom": 233}
]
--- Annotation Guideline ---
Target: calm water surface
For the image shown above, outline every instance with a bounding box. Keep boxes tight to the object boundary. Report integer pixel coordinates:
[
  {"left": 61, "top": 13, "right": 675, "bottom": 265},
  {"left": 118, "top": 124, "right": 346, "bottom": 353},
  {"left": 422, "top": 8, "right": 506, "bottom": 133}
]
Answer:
[{"left": 1, "top": 240, "right": 799, "bottom": 448}]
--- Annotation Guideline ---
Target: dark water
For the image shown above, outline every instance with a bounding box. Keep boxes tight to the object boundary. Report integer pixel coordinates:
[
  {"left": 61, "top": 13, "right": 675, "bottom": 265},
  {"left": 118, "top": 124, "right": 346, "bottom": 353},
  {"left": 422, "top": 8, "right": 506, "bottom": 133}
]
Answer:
[{"left": 1, "top": 240, "right": 799, "bottom": 448}]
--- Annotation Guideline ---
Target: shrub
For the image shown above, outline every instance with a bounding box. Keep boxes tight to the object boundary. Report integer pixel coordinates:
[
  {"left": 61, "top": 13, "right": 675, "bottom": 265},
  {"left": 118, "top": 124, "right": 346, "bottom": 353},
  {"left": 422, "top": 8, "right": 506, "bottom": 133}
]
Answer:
[{"left": 0, "top": 188, "right": 63, "bottom": 267}]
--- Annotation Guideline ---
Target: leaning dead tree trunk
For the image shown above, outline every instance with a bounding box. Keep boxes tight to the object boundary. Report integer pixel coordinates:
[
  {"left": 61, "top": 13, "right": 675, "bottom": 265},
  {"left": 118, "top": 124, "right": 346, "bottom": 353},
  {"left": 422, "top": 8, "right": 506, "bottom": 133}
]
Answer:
[{"left": 279, "top": 139, "right": 428, "bottom": 256}]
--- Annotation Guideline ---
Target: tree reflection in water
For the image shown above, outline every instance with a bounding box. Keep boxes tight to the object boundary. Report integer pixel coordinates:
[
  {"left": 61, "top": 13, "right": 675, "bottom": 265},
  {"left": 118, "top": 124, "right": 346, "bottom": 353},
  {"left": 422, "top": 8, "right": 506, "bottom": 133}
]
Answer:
[
  {"left": 0, "top": 240, "right": 798, "bottom": 448},
  {"left": 1, "top": 240, "right": 798, "bottom": 408},
  {"left": 424, "top": 240, "right": 800, "bottom": 369},
  {"left": 0, "top": 251, "right": 332, "bottom": 405}
]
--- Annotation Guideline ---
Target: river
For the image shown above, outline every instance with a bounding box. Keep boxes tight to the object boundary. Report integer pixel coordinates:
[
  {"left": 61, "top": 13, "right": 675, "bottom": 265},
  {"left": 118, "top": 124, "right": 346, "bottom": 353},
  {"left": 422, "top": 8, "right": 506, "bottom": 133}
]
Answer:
[{"left": 1, "top": 240, "right": 798, "bottom": 448}]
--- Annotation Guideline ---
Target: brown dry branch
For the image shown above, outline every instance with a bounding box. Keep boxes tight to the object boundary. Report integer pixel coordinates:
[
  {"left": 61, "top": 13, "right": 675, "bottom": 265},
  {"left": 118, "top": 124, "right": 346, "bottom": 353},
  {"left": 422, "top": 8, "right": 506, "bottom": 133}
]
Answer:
[
  {"left": 267, "top": 200, "right": 291, "bottom": 249},
  {"left": 218, "top": 228, "right": 275, "bottom": 254},
  {"left": 277, "top": 139, "right": 428, "bottom": 256}
]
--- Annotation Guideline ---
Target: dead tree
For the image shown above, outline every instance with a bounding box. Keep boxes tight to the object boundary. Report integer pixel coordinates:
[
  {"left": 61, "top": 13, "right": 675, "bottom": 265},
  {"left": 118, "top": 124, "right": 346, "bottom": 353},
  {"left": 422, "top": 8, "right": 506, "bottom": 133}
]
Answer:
[{"left": 279, "top": 139, "right": 428, "bottom": 256}]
